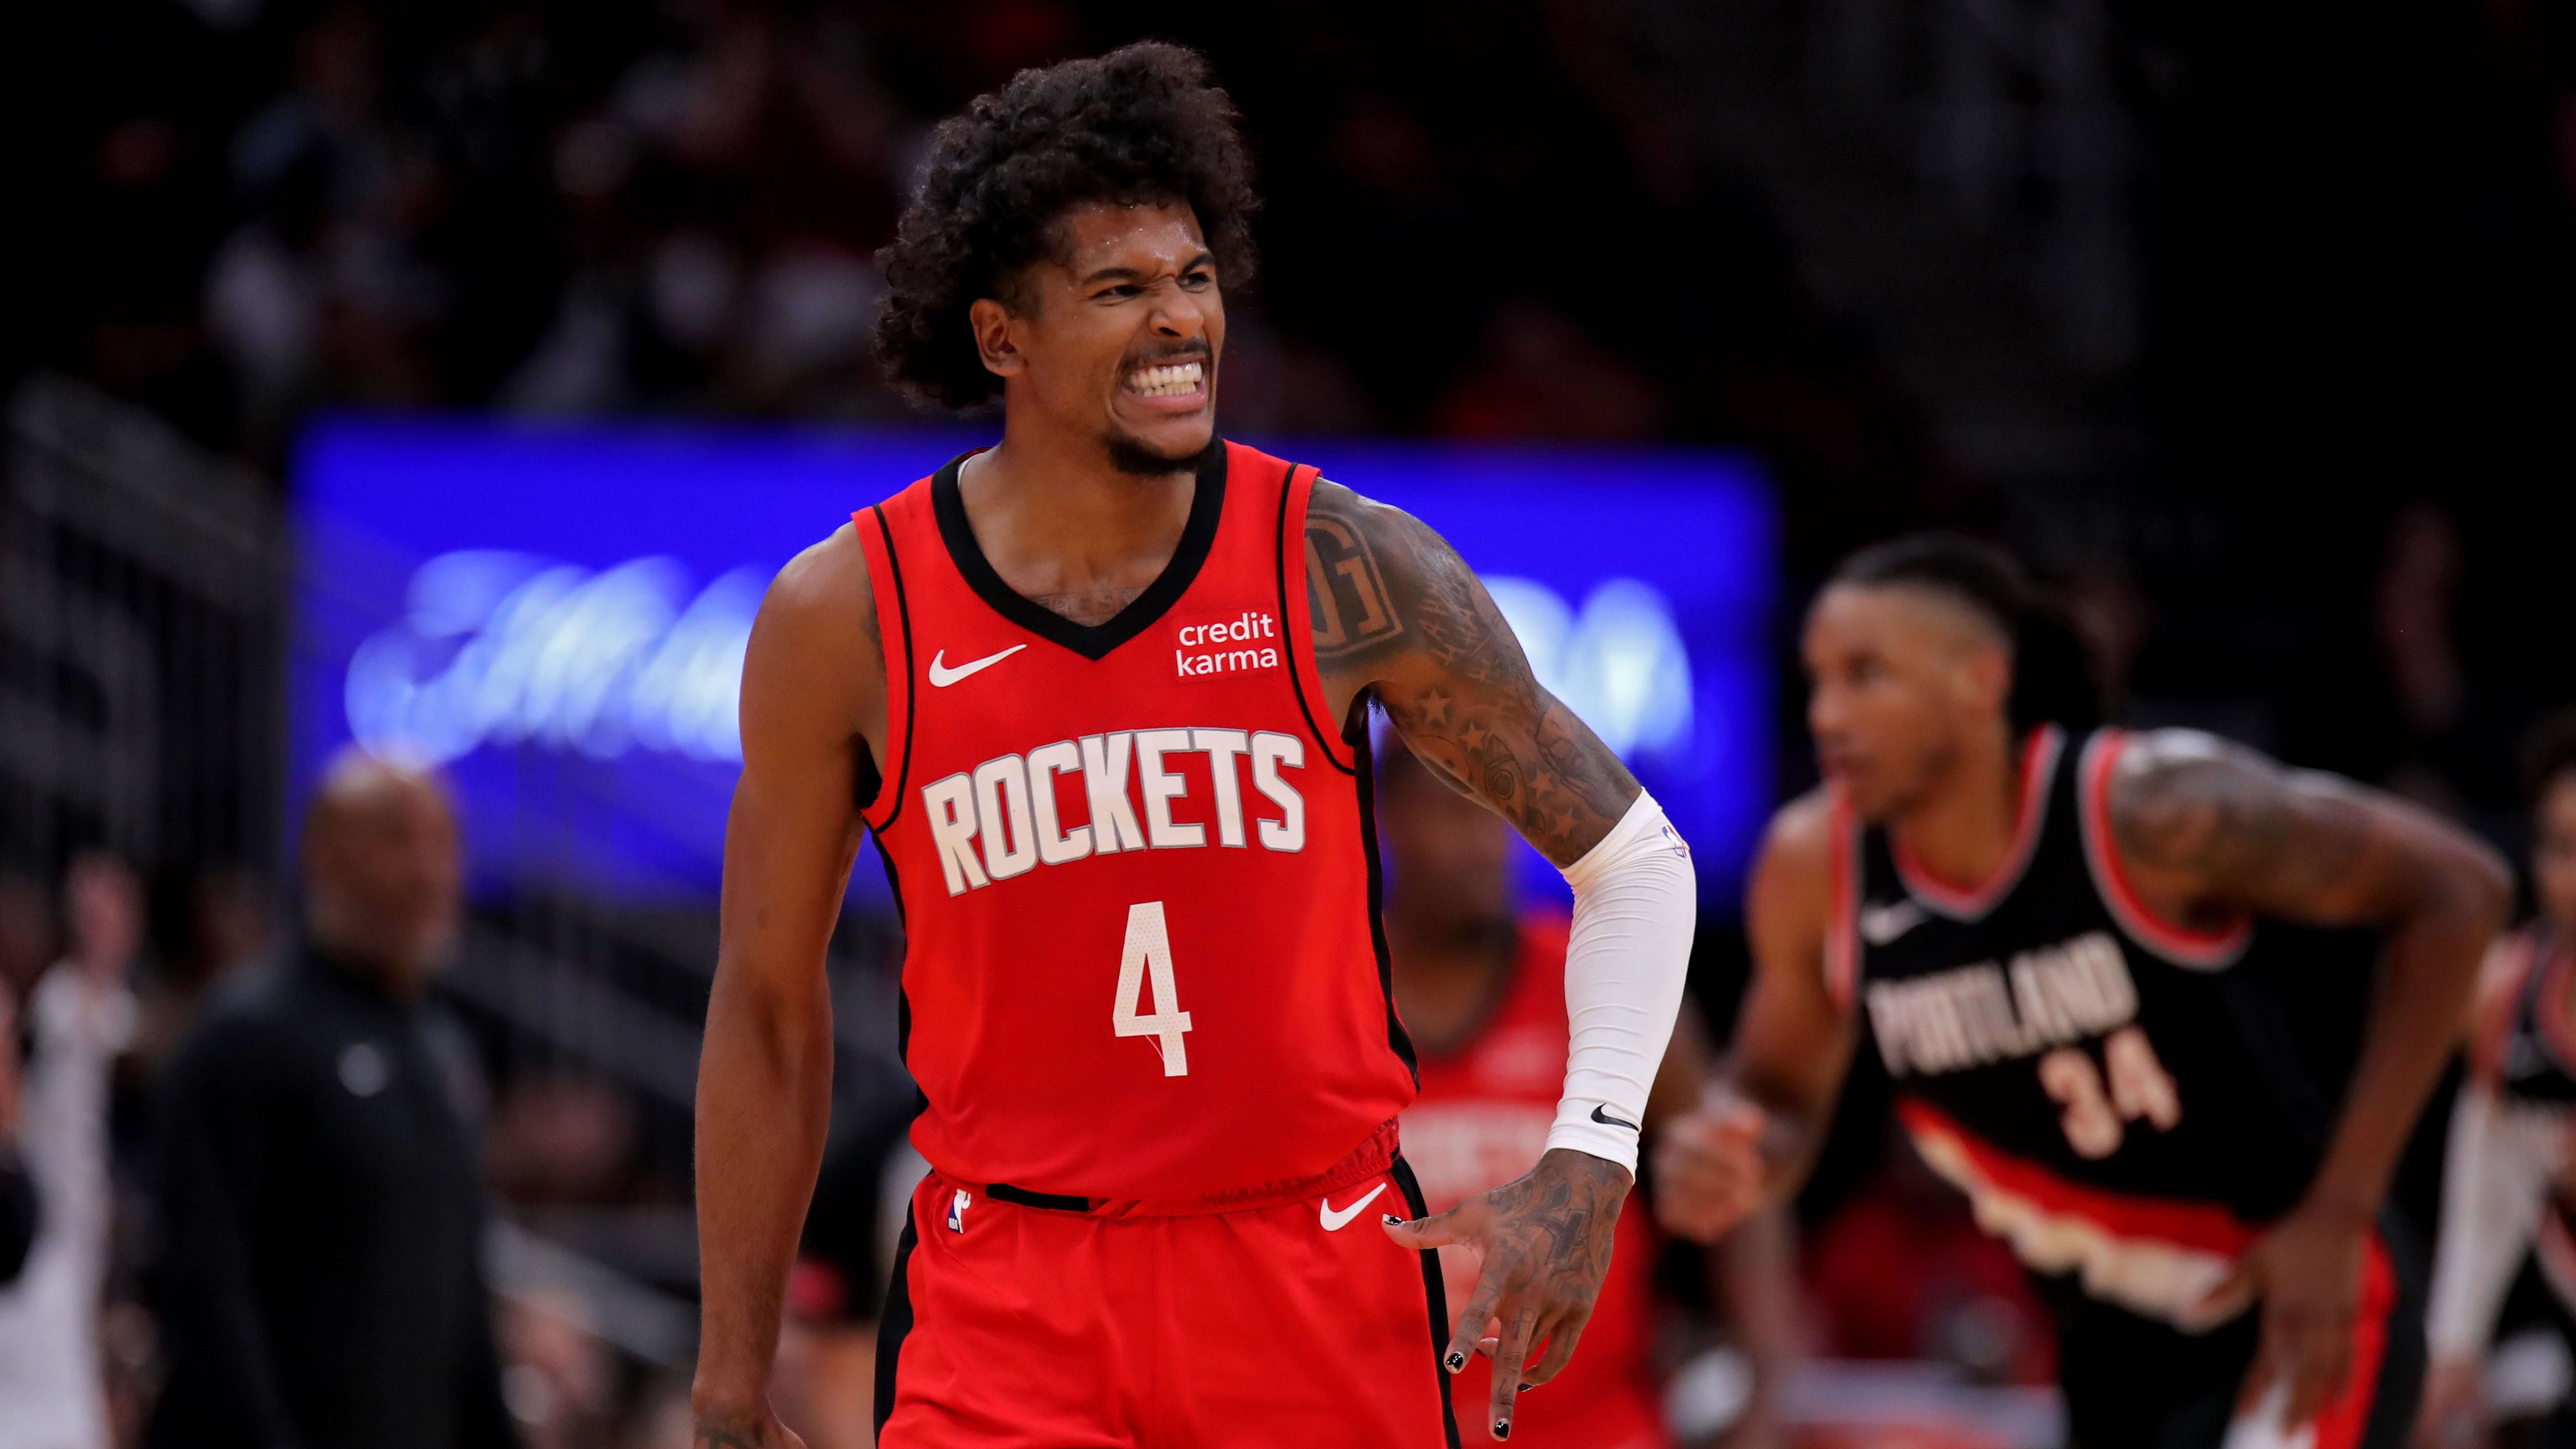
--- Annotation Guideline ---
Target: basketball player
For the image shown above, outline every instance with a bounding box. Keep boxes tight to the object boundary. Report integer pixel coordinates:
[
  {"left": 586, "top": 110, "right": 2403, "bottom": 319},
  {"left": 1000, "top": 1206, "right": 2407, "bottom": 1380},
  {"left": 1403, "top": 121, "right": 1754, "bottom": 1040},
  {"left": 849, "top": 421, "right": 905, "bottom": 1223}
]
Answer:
[
  {"left": 2415, "top": 711, "right": 2576, "bottom": 1447},
  {"left": 689, "top": 45, "right": 1697, "bottom": 1449},
  {"left": 1651, "top": 535, "right": 2511, "bottom": 1449}
]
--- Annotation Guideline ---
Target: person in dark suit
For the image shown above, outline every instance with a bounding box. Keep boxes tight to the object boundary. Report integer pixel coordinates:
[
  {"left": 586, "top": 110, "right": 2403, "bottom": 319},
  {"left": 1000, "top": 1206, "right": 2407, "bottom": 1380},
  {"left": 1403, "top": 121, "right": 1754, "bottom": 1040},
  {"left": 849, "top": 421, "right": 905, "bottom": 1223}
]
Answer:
[{"left": 149, "top": 751, "right": 520, "bottom": 1449}]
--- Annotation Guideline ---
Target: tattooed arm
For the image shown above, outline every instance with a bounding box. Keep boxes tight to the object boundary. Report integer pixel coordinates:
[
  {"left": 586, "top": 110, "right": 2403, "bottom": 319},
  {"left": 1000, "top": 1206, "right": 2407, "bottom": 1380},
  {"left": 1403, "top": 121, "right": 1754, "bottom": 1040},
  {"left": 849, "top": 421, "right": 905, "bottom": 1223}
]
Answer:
[
  {"left": 1310, "top": 482, "right": 1687, "bottom": 1440},
  {"left": 1305, "top": 480, "right": 1640, "bottom": 857},
  {"left": 2105, "top": 730, "right": 2509, "bottom": 1426}
]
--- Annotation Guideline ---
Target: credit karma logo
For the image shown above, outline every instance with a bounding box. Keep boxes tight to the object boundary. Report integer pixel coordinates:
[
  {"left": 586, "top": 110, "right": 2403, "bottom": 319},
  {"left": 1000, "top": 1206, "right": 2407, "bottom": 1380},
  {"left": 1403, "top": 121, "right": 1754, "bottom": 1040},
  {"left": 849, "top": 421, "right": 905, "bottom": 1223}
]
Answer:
[{"left": 343, "top": 553, "right": 1694, "bottom": 767}]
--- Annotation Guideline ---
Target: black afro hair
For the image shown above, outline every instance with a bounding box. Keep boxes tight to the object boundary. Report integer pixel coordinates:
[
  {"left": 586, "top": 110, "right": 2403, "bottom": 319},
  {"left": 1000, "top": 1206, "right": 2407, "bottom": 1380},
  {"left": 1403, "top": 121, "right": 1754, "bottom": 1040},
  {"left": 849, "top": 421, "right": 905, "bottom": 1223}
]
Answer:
[{"left": 871, "top": 41, "right": 1260, "bottom": 410}]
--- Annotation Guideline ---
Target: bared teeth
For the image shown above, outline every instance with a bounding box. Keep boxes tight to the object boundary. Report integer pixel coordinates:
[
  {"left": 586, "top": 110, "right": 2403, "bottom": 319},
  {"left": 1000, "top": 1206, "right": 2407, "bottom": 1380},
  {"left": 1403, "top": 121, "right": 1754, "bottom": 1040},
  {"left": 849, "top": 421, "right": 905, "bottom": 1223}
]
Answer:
[{"left": 1125, "top": 361, "right": 1205, "bottom": 397}]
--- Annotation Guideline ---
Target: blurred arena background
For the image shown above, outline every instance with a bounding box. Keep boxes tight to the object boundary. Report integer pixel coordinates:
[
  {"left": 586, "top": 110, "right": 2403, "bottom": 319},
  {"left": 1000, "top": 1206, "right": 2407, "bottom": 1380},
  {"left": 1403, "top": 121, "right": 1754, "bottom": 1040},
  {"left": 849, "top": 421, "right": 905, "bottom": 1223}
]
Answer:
[{"left": 4, "top": 0, "right": 2573, "bottom": 1445}]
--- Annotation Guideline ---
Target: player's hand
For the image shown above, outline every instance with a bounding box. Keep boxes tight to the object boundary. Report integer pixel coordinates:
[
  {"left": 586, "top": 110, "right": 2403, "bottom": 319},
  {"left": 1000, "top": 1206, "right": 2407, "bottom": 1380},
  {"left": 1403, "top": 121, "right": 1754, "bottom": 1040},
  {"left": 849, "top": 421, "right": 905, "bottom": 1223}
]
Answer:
[
  {"left": 2195, "top": 1201, "right": 2370, "bottom": 1431},
  {"left": 2413, "top": 1352, "right": 2488, "bottom": 1449},
  {"left": 1385, "top": 1147, "right": 1631, "bottom": 1442},
  {"left": 1649, "top": 1091, "right": 1768, "bottom": 1244},
  {"left": 689, "top": 1401, "right": 807, "bottom": 1449}
]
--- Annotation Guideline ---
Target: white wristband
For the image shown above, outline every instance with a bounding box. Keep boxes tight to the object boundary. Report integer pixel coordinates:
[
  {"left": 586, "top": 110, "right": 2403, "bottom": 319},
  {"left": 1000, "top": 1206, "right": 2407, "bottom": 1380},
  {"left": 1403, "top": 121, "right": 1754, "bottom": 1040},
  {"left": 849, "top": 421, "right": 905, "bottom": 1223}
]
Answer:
[{"left": 1542, "top": 791, "right": 1696, "bottom": 1173}]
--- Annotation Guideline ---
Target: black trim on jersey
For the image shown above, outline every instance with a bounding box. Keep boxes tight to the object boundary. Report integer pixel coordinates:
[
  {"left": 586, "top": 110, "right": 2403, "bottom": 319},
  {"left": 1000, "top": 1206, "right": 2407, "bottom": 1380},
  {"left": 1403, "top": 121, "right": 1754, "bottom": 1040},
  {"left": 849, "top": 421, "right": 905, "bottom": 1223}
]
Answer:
[
  {"left": 1273, "top": 463, "right": 1356, "bottom": 776},
  {"left": 866, "top": 504, "right": 917, "bottom": 831},
  {"left": 1391, "top": 1155, "right": 1466, "bottom": 1449},
  {"left": 870, "top": 832, "right": 925, "bottom": 1115},
  {"left": 987, "top": 1182, "right": 1097, "bottom": 1212},
  {"left": 929, "top": 442, "right": 1227, "bottom": 661},
  {"left": 1353, "top": 713, "right": 1421, "bottom": 1087},
  {"left": 872, "top": 1205, "right": 919, "bottom": 1436}
]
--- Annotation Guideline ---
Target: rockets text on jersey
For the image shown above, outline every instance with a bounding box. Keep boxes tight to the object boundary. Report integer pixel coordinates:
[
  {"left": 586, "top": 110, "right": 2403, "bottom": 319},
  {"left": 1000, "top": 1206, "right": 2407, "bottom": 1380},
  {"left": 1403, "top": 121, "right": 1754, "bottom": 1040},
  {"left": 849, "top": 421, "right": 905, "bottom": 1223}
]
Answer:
[
  {"left": 853, "top": 441, "right": 1420, "bottom": 1203},
  {"left": 1826, "top": 726, "right": 2355, "bottom": 1328}
]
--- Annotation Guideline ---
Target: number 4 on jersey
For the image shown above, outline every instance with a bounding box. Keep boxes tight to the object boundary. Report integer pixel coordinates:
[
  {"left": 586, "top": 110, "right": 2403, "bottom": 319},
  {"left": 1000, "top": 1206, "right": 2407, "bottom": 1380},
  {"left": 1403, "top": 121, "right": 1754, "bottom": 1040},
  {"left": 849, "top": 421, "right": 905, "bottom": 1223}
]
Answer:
[{"left": 1114, "top": 901, "right": 1194, "bottom": 1076}]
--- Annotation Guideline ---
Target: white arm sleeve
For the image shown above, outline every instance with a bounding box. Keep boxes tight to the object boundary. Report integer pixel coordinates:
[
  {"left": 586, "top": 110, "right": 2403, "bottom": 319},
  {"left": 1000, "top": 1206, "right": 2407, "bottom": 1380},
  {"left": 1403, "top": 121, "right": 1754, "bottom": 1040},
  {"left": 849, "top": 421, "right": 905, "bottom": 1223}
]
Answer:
[
  {"left": 1544, "top": 791, "right": 1697, "bottom": 1173},
  {"left": 2427, "top": 1084, "right": 2571, "bottom": 1357}
]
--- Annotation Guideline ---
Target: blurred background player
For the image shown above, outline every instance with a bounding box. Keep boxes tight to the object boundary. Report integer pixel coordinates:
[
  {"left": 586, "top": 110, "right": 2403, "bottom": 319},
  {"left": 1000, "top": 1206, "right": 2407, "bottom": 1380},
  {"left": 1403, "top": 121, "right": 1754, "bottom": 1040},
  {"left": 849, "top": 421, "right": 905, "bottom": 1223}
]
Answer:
[
  {"left": 1656, "top": 535, "right": 2511, "bottom": 1449},
  {"left": 2418, "top": 710, "right": 2576, "bottom": 1447},
  {"left": 147, "top": 752, "right": 519, "bottom": 1449},
  {"left": 0, "top": 854, "right": 140, "bottom": 1449},
  {"left": 1378, "top": 732, "right": 1785, "bottom": 1449}
]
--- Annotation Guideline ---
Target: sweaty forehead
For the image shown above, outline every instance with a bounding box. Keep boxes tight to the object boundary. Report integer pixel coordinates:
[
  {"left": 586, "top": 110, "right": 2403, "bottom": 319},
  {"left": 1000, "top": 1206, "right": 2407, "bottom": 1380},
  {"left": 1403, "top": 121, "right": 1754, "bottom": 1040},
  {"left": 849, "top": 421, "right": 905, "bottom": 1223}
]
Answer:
[
  {"left": 1808, "top": 581, "right": 2007, "bottom": 657},
  {"left": 1045, "top": 199, "right": 1206, "bottom": 271}
]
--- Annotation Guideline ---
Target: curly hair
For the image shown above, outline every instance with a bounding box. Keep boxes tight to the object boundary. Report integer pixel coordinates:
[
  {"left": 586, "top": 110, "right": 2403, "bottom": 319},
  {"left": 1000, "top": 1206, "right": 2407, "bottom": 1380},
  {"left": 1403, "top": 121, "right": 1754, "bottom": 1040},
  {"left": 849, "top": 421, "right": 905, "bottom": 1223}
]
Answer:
[{"left": 872, "top": 42, "right": 1261, "bottom": 410}]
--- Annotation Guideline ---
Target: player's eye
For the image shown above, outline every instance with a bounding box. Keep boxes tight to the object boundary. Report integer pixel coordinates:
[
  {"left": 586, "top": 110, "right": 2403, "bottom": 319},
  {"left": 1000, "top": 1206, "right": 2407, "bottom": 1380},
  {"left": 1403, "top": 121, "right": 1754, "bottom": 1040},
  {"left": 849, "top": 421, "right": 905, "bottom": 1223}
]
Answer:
[{"left": 1180, "top": 269, "right": 1213, "bottom": 289}]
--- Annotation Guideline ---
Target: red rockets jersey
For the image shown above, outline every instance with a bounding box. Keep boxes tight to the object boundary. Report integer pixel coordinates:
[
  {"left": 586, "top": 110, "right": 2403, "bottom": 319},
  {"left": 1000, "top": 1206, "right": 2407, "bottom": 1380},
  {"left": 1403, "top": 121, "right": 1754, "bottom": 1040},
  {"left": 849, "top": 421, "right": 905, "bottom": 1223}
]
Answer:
[
  {"left": 852, "top": 441, "right": 1420, "bottom": 1201},
  {"left": 1403, "top": 918, "right": 1673, "bottom": 1449}
]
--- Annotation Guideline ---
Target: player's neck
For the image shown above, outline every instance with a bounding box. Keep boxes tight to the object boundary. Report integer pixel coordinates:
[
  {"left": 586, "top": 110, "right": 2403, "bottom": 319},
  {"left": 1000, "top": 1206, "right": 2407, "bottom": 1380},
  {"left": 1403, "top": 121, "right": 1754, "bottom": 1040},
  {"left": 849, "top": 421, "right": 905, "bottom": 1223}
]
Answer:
[
  {"left": 964, "top": 424, "right": 1199, "bottom": 597},
  {"left": 1890, "top": 719, "right": 2024, "bottom": 891}
]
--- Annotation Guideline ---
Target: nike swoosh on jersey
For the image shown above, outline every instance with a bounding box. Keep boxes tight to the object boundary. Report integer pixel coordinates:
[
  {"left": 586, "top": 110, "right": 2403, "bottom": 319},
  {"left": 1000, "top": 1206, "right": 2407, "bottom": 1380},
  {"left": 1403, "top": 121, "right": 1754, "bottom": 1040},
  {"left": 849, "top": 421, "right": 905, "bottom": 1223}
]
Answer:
[
  {"left": 1318, "top": 1181, "right": 1389, "bottom": 1231},
  {"left": 1859, "top": 899, "right": 1930, "bottom": 946},
  {"left": 927, "top": 644, "right": 1027, "bottom": 687},
  {"left": 1589, "top": 1103, "right": 1640, "bottom": 1132}
]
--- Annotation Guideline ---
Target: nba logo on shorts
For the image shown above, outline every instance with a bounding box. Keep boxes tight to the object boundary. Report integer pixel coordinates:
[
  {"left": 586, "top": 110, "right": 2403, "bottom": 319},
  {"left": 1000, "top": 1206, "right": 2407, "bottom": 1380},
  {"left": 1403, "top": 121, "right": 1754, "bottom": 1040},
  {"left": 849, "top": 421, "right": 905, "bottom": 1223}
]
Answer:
[{"left": 947, "top": 1188, "right": 970, "bottom": 1233}]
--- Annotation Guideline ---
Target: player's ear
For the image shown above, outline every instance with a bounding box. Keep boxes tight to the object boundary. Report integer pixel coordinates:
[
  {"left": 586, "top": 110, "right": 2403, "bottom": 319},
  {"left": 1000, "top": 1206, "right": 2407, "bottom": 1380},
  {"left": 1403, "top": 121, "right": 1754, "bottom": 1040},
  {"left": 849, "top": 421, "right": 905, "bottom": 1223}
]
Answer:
[
  {"left": 1961, "top": 640, "right": 2012, "bottom": 715},
  {"left": 970, "top": 297, "right": 1025, "bottom": 379}
]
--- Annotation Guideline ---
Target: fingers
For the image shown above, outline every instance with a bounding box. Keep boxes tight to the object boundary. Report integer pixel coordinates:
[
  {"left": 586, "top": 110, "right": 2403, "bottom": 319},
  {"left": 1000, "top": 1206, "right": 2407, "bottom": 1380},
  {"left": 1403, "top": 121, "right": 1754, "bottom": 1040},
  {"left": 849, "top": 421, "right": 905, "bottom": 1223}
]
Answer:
[
  {"left": 1444, "top": 1271, "right": 1508, "bottom": 1378},
  {"left": 1385, "top": 1198, "right": 1484, "bottom": 1251},
  {"left": 1521, "top": 1308, "right": 1591, "bottom": 1387},
  {"left": 2281, "top": 1315, "right": 2355, "bottom": 1429},
  {"left": 1487, "top": 1306, "right": 1539, "bottom": 1440},
  {"left": 1649, "top": 1109, "right": 1767, "bottom": 1244},
  {"left": 2239, "top": 1297, "right": 2353, "bottom": 1430}
]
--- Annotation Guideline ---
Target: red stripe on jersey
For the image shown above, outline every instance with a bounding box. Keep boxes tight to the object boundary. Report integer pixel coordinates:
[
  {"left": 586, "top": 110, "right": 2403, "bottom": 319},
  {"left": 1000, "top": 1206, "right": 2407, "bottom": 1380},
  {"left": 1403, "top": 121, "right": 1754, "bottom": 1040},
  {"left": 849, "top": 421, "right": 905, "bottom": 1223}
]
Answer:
[
  {"left": 855, "top": 442, "right": 1415, "bottom": 1202},
  {"left": 2309, "top": 1235, "right": 2399, "bottom": 1449},
  {"left": 1824, "top": 787, "right": 1860, "bottom": 1010},
  {"left": 2471, "top": 931, "right": 2541, "bottom": 1084},
  {"left": 2075, "top": 730, "right": 2252, "bottom": 969},
  {"left": 1899, "top": 1098, "right": 2257, "bottom": 1257},
  {"left": 1893, "top": 726, "right": 2063, "bottom": 918}
]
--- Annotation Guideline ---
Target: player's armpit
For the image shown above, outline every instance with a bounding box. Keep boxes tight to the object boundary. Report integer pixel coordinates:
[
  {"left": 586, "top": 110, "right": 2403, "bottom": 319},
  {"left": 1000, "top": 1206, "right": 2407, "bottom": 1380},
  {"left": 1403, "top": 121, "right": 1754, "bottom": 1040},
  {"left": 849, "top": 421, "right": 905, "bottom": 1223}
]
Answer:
[
  {"left": 1305, "top": 480, "right": 1638, "bottom": 866},
  {"left": 2103, "top": 729, "right": 2508, "bottom": 927}
]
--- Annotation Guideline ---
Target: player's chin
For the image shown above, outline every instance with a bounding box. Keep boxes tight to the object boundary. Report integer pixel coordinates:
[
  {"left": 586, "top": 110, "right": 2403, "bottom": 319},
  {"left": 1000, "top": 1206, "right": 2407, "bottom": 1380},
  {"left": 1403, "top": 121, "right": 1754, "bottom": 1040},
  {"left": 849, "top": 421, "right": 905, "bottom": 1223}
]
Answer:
[{"left": 1103, "top": 411, "right": 1216, "bottom": 472}]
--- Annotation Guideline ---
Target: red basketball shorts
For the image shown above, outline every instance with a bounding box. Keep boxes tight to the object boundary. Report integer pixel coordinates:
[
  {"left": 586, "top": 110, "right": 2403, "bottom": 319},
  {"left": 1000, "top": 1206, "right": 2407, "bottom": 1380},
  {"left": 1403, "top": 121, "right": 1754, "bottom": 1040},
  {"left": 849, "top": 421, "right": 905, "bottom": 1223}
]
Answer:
[{"left": 873, "top": 1128, "right": 1461, "bottom": 1449}]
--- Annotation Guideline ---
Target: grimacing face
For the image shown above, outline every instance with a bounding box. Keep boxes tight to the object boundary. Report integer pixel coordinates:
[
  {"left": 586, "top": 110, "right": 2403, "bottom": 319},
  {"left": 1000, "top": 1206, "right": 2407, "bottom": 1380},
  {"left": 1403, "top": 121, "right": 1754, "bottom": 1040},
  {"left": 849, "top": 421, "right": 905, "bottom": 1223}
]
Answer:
[
  {"left": 973, "top": 199, "right": 1222, "bottom": 472},
  {"left": 2535, "top": 771, "right": 2576, "bottom": 935},
  {"left": 1802, "top": 583, "right": 2012, "bottom": 822}
]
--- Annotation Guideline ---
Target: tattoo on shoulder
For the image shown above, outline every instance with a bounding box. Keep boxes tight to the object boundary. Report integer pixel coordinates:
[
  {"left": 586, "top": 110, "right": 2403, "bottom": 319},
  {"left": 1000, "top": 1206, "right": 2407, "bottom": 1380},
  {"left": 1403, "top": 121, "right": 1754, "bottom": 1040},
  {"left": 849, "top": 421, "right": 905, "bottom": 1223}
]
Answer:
[
  {"left": 1305, "top": 487, "right": 1403, "bottom": 659},
  {"left": 2107, "top": 734, "right": 2371, "bottom": 902},
  {"left": 1303, "top": 482, "right": 1637, "bottom": 863}
]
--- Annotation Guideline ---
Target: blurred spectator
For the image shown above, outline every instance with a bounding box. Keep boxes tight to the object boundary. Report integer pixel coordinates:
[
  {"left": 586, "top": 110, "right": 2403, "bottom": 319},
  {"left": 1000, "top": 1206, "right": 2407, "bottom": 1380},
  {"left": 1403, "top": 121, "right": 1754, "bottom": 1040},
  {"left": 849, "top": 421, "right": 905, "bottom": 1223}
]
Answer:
[
  {"left": 147, "top": 751, "right": 519, "bottom": 1449},
  {"left": 486, "top": 1072, "right": 642, "bottom": 1207},
  {"left": 0, "top": 994, "right": 32, "bottom": 1287},
  {"left": 497, "top": 1291, "right": 618, "bottom": 1449},
  {"left": 0, "top": 853, "right": 143, "bottom": 1449}
]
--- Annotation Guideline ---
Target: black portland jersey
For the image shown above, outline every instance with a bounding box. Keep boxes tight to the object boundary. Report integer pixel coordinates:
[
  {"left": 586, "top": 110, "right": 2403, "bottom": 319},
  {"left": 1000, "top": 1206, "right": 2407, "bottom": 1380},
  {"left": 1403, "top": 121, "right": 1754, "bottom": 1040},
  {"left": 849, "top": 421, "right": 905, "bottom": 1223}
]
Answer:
[
  {"left": 1826, "top": 726, "right": 2344, "bottom": 1327},
  {"left": 2476, "top": 925, "right": 2576, "bottom": 1107}
]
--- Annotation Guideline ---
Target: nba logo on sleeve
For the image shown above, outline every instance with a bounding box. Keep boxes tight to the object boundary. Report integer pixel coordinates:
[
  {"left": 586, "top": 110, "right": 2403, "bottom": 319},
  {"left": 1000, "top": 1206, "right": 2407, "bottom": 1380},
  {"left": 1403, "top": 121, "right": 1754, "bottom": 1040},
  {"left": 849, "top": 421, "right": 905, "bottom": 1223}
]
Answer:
[{"left": 948, "top": 1188, "right": 970, "bottom": 1233}]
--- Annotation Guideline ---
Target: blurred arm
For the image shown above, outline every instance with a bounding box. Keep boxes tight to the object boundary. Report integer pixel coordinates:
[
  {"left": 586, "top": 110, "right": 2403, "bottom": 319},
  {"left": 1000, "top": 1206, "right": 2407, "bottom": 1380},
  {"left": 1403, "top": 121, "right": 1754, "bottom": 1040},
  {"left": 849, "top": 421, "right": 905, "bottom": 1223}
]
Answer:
[
  {"left": 2107, "top": 730, "right": 2512, "bottom": 1224},
  {"left": 1731, "top": 794, "right": 1862, "bottom": 1206},
  {"left": 693, "top": 528, "right": 883, "bottom": 1440},
  {"left": 2426, "top": 1084, "right": 2565, "bottom": 1359}
]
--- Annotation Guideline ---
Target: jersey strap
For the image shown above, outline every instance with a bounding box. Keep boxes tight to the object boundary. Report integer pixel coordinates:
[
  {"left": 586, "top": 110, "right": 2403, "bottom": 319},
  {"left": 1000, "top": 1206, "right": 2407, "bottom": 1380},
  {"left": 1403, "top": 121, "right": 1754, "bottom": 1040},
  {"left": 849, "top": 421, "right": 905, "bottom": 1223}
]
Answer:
[
  {"left": 1823, "top": 785, "right": 1862, "bottom": 1009},
  {"left": 853, "top": 501, "right": 919, "bottom": 834},
  {"left": 2074, "top": 729, "right": 2253, "bottom": 969}
]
